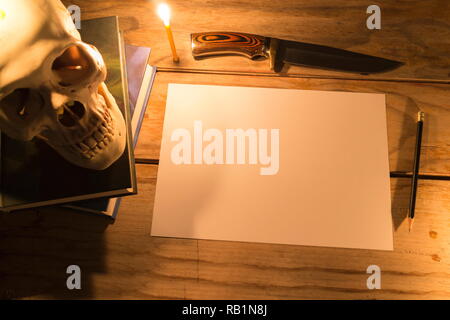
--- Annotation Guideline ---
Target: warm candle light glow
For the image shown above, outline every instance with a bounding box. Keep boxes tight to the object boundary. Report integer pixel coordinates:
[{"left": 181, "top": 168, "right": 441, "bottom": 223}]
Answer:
[
  {"left": 157, "top": 3, "right": 171, "bottom": 27},
  {"left": 157, "top": 3, "right": 179, "bottom": 63},
  {"left": 0, "top": 9, "right": 6, "bottom": 20}
]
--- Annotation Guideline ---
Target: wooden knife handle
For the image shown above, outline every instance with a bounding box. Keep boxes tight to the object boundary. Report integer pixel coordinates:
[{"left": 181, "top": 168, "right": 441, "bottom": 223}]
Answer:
[{"left": 191, "top": 32, "right": 269, "bottom": 60}]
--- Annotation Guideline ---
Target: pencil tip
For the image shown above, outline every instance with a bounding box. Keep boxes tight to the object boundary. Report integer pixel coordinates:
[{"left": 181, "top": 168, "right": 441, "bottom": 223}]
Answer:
[{"left": 408, "top": 218, "right": 414, "bottom": 232}]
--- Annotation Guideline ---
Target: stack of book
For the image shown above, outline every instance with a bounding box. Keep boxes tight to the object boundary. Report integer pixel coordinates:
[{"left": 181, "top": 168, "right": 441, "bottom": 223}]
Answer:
[{"left": 0, "top": 16, "right": 157, "bottom": 219}]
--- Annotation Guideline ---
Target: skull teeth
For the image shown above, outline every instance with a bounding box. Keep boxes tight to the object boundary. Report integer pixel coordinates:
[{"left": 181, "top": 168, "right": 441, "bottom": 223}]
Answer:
[
  {"left": 100, "top": 126, "right": 108, "bottom": 134},
  {"left": 79, "top": 142, "right": 89, "bottom": 152},
  {"left": 84, "top": 137, "right": 94, "bottom": 147},
  {"left": 94, "top": 131, "right": 103, "bottom": 142},
  {"left": 70, "top": 114, "right": 115, "bottom": 160}
]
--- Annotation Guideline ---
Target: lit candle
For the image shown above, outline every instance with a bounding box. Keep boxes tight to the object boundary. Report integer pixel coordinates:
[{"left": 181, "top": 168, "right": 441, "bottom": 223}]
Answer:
[{"left": 157, "top": 3, "right": 179, "bottom": 63}]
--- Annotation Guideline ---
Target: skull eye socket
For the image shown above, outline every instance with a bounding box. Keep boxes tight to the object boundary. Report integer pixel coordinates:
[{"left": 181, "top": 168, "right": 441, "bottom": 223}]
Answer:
[
  {"left": 58, "top": 101, "right": 86, "bottom": 127},
  {"left": 52, "top": 45, "right": 92, "bottom": 87},
  {"left": 0, "top": 88, "right": 35, "bottom": 119}
]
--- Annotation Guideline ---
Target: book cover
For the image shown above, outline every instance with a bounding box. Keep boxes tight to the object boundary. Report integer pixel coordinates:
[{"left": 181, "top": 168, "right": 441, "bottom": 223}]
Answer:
[
  {"left": 125, "top": 44, "right": 152, "bottom": 116},
  {"left": 66, "top": 44, "right": 156, "bottom": 218},
  {"left": 0, "top": 16, "right": 137, "bottom": 211}
]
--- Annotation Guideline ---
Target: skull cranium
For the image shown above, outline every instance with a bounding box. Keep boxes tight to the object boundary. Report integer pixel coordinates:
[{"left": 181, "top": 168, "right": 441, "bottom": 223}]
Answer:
[{"left": 0, "top": 0, "right": 126, "bottom": 170}]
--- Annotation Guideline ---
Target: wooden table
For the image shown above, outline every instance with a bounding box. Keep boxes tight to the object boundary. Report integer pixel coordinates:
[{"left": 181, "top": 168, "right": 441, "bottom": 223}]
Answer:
[{"left": 0, "top": 0, "right": 449, "bottom": 299}]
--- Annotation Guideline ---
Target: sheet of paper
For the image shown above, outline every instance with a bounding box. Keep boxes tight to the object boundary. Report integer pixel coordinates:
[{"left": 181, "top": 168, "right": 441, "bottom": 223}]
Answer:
[{"left": 152, "top": 84, "right": 393, "bottom": 251}]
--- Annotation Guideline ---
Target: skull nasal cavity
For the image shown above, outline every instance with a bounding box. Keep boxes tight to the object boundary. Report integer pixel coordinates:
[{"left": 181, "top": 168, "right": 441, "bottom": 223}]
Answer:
[
  {"left": 52, "top": 45, "right": 92, "bottom": 87},
  {"left": 58, "top": 101, "right": 86, "bottom": 127}
]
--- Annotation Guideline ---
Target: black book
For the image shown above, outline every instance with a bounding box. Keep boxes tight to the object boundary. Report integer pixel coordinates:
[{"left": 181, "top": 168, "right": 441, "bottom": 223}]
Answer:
[{"left": 0, "top": 16, "right": 137, "bottom": 211}]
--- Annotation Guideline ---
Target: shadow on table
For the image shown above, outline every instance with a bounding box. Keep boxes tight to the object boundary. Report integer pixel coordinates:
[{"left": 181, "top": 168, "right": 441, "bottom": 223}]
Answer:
[{"left": 0, "top": 207, "right": 111, "bottom": 299}]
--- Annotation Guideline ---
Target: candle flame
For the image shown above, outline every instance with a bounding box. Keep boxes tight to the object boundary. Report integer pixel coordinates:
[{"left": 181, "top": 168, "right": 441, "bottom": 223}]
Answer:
[{"left": 157, "top": 3, "right": 171, "bottom": 27}]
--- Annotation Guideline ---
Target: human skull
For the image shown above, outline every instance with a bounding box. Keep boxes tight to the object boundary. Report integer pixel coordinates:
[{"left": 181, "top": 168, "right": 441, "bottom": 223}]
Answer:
[{"left": 0, "top": 0, "right": 126, "bottom": 170}]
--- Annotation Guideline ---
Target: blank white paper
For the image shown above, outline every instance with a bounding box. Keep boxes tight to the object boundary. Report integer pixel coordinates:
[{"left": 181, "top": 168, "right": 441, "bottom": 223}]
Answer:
[{"left": 152, "top": 84, "right": 393, "bottom": 251}]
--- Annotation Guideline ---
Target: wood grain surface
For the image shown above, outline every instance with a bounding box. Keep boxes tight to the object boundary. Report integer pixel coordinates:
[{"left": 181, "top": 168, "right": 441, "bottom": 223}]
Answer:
[
  {"left": 63, "top": 0, "right": 450, "bottom": 81},
  {"left": 0, "top": 0, "right": 448, "bottom": 300},
  {"left": 0, "top": 165, "right": 449, "bottom": 299},
  {"left": 135, "top": 72, "right": 450, "bottom": 176}
]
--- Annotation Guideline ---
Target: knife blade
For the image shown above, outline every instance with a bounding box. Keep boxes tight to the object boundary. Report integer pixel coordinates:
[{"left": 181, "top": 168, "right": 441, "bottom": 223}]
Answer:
[{"left": 191, "top": 32, "right": 403, "bottom": 74}]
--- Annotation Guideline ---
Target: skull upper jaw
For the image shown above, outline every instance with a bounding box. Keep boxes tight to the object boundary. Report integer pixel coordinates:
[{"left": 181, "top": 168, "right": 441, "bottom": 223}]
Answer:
[
  {"left": 45, "top": 83, "right": 127, "bottom": 171},
  {"left": 51, "top": 128, "right": 127, "bottom": 171}
]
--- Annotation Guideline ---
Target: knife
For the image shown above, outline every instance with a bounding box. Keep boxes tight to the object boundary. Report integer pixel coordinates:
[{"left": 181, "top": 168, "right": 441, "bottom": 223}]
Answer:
[{"left": 191, "top": 32, "right": 403, "bottom": 74}]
